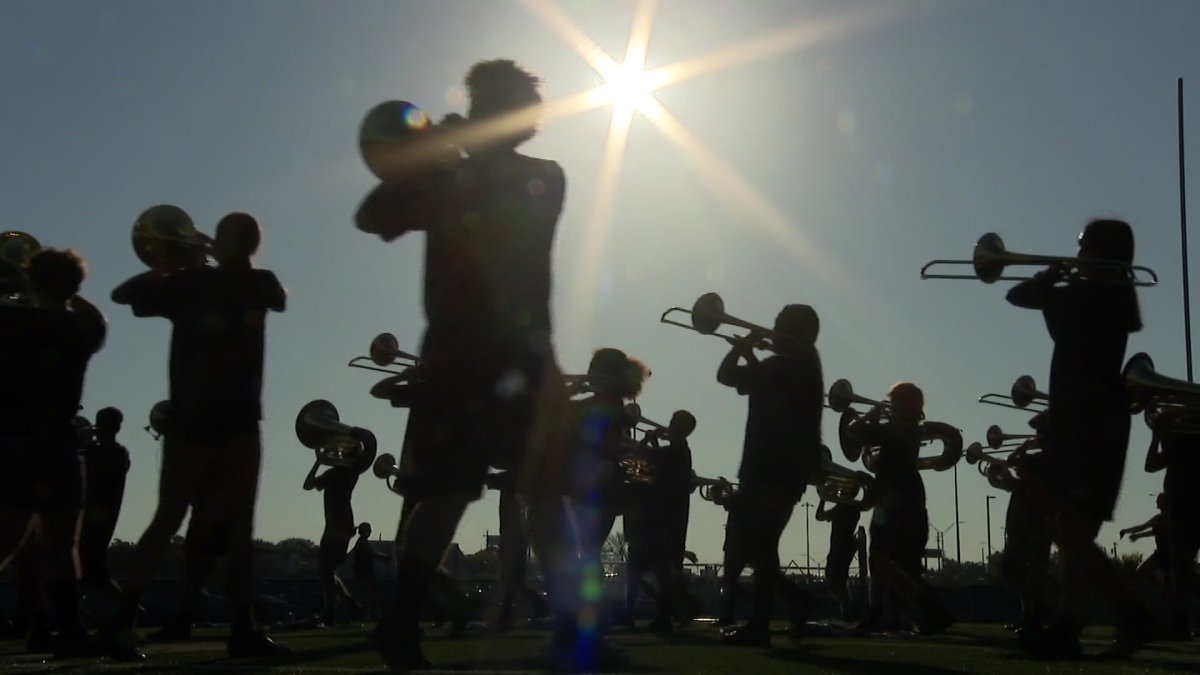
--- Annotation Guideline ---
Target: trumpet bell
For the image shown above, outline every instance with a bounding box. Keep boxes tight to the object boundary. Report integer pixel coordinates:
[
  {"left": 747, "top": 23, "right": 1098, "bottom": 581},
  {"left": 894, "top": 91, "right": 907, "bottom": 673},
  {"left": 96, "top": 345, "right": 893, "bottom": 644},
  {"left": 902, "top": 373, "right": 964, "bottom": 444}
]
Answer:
[
  {"left": 359, "top": 100, "right": 434, "bottom": 182},
  {"left": 369, "top": 332, "right": 418, "bottom": 367},
  {"left": 1010, "top": 375, "right": 1047, "bottom": 408},
  {"left": 373, "top": 452, "right": 398, "bottom": 480},
  {"left": 972, "top": 233, "right": 1008, "bottom": 284},
  {"left": 133, "top": 205, "right": 211, "bottom": 271}
]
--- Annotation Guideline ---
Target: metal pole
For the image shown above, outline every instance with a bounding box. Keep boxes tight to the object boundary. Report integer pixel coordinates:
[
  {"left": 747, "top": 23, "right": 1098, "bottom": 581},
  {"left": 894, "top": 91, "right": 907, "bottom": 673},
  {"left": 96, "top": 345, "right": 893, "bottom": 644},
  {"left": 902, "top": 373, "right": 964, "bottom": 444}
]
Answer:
[
  {"left": 954, "top": 464, "right": 962, "bottom": 562},
  {"left": 802, "top": 502, "right": 812, "bottom": 574},
  {"left": 985, "top": 495, "right": 994, "bottom": 560},
  {"left": 1179, "top": 78, "right": 1193, "bottom": 381}
]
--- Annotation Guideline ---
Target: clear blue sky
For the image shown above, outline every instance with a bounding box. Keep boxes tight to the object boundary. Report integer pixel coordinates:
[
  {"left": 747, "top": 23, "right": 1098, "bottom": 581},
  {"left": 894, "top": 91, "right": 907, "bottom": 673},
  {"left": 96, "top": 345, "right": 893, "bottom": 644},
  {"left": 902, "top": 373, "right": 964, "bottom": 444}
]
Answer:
[{"left": 3, "top": 0, "right": 1198, "bottom": 567}]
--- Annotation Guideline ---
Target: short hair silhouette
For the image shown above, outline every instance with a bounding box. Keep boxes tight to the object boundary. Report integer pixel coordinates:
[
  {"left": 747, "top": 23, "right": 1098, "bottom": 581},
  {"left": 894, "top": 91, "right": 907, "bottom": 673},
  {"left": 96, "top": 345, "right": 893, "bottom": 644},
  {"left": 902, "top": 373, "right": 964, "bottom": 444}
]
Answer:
[
  {"left": 588, "top": 348, "right": 650, "bottom": 400},
  {"left": 887, "top": 381, "right": 924, "bottom": 417},
  {"left": 1079, "top": 219, "right": 1134, "bottom": 264},
  {"left": 465, "top": 59, "right": 542, "bottom": 149},
  {"left": 26, "top": 248, "right": 86, "bottom": 303},
  {"left": 95, "top": 406, "right": 124, "bottom": 429},
  {"left": 774, "top": 304, "right": 819, "bottom": 344},
  {"left": 215, "top": 212, "right": 262, "bottom": 260},
  {"left": 358, "top": 522, "right": 372, "bottom": 536}
]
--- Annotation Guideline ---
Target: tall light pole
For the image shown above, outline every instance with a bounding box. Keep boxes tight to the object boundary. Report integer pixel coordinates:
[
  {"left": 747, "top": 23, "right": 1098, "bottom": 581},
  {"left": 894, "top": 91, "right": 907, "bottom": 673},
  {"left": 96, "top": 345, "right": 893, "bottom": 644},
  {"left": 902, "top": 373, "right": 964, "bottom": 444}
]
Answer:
[
  {"left": 953, "top": 463, "right": 962, "bottom": 562},
  {"left": 985, "top": 495, "right": 996, "bottom": 561},
  {"left": 801, "top": 502, "right": 813, "bottom": 574}
]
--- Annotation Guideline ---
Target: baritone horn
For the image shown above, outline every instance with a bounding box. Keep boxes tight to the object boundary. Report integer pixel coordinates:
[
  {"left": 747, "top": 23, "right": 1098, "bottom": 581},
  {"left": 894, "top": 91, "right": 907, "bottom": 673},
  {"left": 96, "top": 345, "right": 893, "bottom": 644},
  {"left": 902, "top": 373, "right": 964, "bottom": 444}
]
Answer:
[
  {"left": 660, "top": 292, "right": 797, "bottom": 352},
  {"left": 132, "top": 205, "right": 213, "bottom": 271},
  {"left": 815, "top": 445, "right": 875, "bottom": 509},
  {"left": 828, "top": 379, "right": 889, "bottom": 462},
  {"left": 295, "top": 400, "right": 378, "bottom": 473},
  {"left": 920, "top": 232, "right": 1157, "bottom": 286},
  {"left": 348, "top": 332, "right": 420, "bottom": 376},
  {"left": 0, "top": 231, "right": 41, "bottom": 303},
  {"left": 1123, "top": 352, "right": 1200, "bottom": 432}
]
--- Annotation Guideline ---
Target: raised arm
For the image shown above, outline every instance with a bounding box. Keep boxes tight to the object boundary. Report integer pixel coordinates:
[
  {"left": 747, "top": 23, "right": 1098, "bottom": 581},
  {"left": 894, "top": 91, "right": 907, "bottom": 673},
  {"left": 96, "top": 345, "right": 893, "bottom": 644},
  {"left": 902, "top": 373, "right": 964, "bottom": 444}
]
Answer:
[
  {"left": 1005, "top": 264, "right": 1064, "bottom": 309},
  {"left": 717, "top": 332, "right": 762, "bottom": 390}
]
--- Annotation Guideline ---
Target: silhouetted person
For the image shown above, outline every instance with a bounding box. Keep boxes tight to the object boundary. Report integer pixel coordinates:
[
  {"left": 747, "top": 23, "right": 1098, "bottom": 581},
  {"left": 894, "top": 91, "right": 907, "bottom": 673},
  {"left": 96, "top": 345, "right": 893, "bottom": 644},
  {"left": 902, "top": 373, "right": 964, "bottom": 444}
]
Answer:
[
  {"left": 623, "top": 410, "right": 696, "bottom": 631},
  {"left": 304, "top": 462, "right": 361, "bottom": 626},
  {"left": 486, "top": 470, "right": 549, "bottom": 629},
  {"left": 110, "top": 212, "right": 287, "bottom": 657},
  {"left": 716, "top": 304, "right": 822, "bottom": 647},
  {"left": 853, "top": 383, "right": 952, "bottom": 635},
  {"left": 79, "top": 407, "right": 130, "bottom": 594},
  {"left": 351, "top": 523, "right": 388, "bottom": 619},
  {"left": 1006, "top": 219, "right": 1153, "bottom": 657},
  {"left": 0, "top": 248, "right": 112, "bottom": 657},
  {"left": 1120, "top": 494, "right": 1171, "bottom": 598},
  {"left": 1145, "top": 429, "right": 1200, "bottom": 639},
  {"left": 999, "top": 443, "right": 1052, "bottom": 634},
  {"left": 357, "top": 59, "right": 566, "bottom": 670},
  {"left": 815, "top": 498, "right": 861, "bottom": 620}
]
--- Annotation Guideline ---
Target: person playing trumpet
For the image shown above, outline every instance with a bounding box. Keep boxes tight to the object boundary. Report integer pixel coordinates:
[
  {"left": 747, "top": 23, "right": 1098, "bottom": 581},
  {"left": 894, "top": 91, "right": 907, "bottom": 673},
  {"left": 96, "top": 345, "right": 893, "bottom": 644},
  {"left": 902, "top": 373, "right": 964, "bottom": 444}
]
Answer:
[
  {"left": 715, "top": 304, "right": 822, "bottom": 647},
  {"left": 0, "top": 248, "right": 113, "bottom": 657},
  {"left": 622, "top": 410, "right": 696, "bottom": 631},
  {"left": 852, "top": 383, "right": 952, "bottom": 635},
  {"left": 109, "top": 212, "right": 288, "bottom": 657}
]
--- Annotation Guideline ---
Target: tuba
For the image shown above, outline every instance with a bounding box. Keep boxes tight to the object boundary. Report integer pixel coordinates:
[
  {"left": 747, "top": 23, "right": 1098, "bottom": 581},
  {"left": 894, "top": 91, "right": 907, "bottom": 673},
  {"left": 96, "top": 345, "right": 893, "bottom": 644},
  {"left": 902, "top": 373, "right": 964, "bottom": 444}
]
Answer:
[
  {"left": 132, "top": 205, "right": 213, "bottom": 272},
  {"left": 814, "top": 445, "right": 875, "bottom": 509},
  {"left": 372, "top": 453, "right": 407, "bottom": 496},
  {"left": 0, "top": 231, "right": 41, "bottom": 304},
  {"left": 660, "top": 293, "right": 799, "bottom": 352},
  {"left": 921, "top": 232, "right": 1157, "bottom": 286},
  {"left": 295, "top": 400, "right": 377, "bottom": 473}
]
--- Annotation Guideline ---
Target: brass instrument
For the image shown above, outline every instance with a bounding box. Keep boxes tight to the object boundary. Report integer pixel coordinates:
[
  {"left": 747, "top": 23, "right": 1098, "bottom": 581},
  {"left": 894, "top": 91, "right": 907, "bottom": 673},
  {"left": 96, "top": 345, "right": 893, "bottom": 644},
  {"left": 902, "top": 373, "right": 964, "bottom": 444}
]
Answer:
[
  {"left": 1122, "top": 352, "right": 1200, "bottom": 432},
  {"left": 0, "top": 231, "right": 41, "bottom": 304},
  {"left": 920, "top": 232, "right": 1158, "bottom": 286},
  {"left": 132, "top": 205, "right": 213, "bottom": 271},
  {"left": 814, "top": 445, "right": 875, "bottom": 509},
  {"left": 348, "top": 332, "right": 420, "bottom": 376},
  {"left": 144, "top": 400, "right": 172, "bottom": 440},
  {"left": 1010, "top": 375, "right": 1048, "bottom": 409},
  {"left": 964, "top": 442, "right": 1018, "bottom": 492},
  {"left": 372, "top": 453, "right": 407, "bottom": 496},
  {"left": 295, "top": 400, "right": 378, "bottom": 473},
  {"left": 692, "top": 472, "right": 740, "bottom": 507},
  {"left": 986, "top": 424, "right": 1034, "bottom": 450},
  {"left": 833, "top": 379, "right": 962, "bottom": 471},
  {"left": 660, "top": 292, "right": 797, "bottom": 352},
  {"left": 360, "top": 100, "right": 472, "bottom": 183}
]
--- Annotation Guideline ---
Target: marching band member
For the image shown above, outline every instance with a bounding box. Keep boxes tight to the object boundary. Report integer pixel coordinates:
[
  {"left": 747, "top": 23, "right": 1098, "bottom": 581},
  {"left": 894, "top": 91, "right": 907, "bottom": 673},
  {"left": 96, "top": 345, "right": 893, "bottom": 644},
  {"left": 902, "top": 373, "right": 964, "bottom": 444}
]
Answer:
[
  {"left": 854, "top": 383, "right": 953, "bottom": 635},
  {"left": 78, "top": 407, "right": 131, "bottom": 595},
  {"left": 1144, "top": 429, "right": 1200, "bottom": 640},
  {"left": 716, "top": 304, "right": 822, "bottom": 647},
  {"left": 0, "top": 249, "right": 111, "bottom": 657},
  {"left": 1005, "top": 219, "right": 1153, "bottom": 657},
  {"left": 998, "top": 425, "right": 1052, "bottom": 635},
  {"left": 357, "top": 59, "right": 567, "bottom": 670},
  {"left": 815, "top": 497, "right": 862, "bottom": 620},
  {"left": 1118, "top": 494, "right": 1171, "bottom": 593},
  {"left": 304, "top": 457, "right": 363, "bottom": 626},
  {"left": 109, "top": 213, "right": 287, "bottom": 657},
  {"left": 622, "top": 410, "right": 696, "bottom": 631},
  {"left": 349, "top": 522, "right": 388, "bottom": 620}
]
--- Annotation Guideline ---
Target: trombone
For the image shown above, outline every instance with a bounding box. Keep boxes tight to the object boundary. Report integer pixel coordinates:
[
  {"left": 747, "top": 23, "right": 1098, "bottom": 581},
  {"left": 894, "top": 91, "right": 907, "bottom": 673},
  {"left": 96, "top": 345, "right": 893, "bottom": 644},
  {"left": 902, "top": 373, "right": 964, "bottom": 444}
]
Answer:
[
  {"left": 920, "top": 232, "right": 1158, "bottom": 286},
  {"left": 977, "top": 375, "right": 1048, "bottom": 412},
  {"left": 348, "top": 332, "right": 420, "bottom": 376},
  {"left": 660, "top": 292, "right": 795, "bottom": 352},
  {"left": 986, "top": 424, "right": 1035, "bottom": 450}
]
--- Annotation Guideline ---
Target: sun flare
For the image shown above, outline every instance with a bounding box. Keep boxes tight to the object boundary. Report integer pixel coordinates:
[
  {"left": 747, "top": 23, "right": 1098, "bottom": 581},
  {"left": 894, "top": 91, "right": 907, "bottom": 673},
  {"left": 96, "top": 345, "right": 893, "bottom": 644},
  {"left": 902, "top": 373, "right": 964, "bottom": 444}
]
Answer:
[{"left": 597, "top": 61, "right": 663, "bottom": 115}]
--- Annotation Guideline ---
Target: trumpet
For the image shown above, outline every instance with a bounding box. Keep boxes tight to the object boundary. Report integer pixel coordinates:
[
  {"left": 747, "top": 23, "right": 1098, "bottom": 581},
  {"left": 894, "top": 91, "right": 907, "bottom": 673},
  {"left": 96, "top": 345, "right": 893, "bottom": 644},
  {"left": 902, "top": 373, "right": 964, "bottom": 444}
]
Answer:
[
  {"left": 132, "top": 205, "right": 213, "bottom": 271},
  {"left": 372, "top": 453, "right": 407, "bottom": 496},
  {"left": 0, "top": 231, "right": 40, "bottom": 304},
  {"left": 348, "top": 332, "right": 421, "bottom": 376},
  {"left": 660, "top": 293, "right": 797, "bottom": 352},
  {"left": 143, "top": 400, "right": 172, "bottom": 440},
  {"left": 920, "top": 232, "right": 1158, "bottom": 286},
  {"left": 295, "top": 400, "right": 378, "bottom": 474},
  {"left": 814, "top": 446, "right": 875, "bottom": 509},
  {"left": 692, "top": 472, "right": 740, "bottom": 507}
]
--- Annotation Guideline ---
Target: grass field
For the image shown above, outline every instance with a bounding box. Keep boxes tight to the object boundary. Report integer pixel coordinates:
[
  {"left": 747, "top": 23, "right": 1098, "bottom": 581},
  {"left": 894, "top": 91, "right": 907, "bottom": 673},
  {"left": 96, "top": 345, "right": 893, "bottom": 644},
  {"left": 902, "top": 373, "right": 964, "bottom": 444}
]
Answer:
[{"left": 1, "top": 622, "right": 1196, "bottom": 674}]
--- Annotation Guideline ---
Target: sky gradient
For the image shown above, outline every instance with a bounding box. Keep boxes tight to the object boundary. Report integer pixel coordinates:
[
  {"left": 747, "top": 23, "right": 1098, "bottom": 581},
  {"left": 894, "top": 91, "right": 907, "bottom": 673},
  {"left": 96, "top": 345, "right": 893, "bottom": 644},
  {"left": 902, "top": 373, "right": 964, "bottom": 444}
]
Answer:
[{"left": 3, "top": 0, "right": 1199, "bottom": 569}]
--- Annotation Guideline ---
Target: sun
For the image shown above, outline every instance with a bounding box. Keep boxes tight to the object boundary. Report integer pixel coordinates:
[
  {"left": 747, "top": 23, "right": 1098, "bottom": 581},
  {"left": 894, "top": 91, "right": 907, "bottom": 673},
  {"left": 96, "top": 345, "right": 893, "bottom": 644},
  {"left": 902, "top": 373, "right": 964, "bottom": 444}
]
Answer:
[{"left": 597, "top": 60, "right": 663, "bottom": 116}]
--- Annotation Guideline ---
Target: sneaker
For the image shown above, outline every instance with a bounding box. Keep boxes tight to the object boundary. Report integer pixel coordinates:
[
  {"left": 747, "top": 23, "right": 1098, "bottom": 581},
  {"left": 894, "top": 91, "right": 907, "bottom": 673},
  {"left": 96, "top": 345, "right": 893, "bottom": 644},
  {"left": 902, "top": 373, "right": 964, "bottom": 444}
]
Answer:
[{"left": 227, "top": 630, "right": 289, "bottom": 658}]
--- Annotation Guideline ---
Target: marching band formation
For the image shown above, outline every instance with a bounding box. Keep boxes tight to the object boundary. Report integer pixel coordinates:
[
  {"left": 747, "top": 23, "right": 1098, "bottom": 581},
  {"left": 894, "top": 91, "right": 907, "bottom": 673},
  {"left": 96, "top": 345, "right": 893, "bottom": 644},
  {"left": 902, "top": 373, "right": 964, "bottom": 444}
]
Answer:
[{"left": 0, "top": 57, "right": 1197, "bottom": 672}]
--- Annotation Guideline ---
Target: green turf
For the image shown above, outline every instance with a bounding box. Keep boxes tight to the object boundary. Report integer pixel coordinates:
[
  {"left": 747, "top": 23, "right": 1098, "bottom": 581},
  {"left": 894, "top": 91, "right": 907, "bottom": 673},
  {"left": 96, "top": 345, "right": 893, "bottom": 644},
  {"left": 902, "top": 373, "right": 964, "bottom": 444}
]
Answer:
[{"left": 0, "top": 623, "right": 1196, "bottom": 674}]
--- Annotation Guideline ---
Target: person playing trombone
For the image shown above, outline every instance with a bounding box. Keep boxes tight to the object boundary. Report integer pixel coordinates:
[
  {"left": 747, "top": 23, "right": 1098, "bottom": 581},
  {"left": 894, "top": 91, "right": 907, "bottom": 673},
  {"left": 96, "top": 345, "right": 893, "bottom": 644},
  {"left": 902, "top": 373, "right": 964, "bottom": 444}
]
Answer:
[
  {"left": 715, "top": 303, "right": 822, "bottom": 647},
  {"left": 1005, "top": 219, "right": 1153, "bottom": 657}
]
